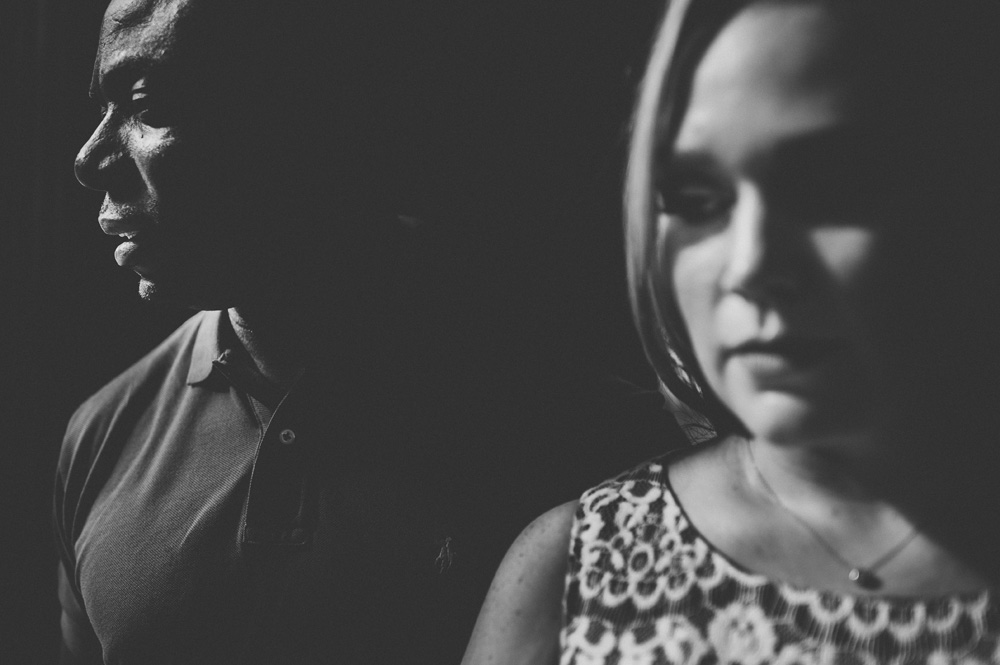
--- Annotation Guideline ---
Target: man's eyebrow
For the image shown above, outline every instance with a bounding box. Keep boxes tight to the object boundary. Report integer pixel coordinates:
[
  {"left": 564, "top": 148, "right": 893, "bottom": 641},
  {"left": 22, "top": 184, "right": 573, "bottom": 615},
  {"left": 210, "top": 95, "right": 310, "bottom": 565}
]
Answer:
[
  {"left": 89, "top": 55, "right": 157, "bottom": 103},
  {"left": 89, "top": 59, "right": 102, "bottom": 102}
]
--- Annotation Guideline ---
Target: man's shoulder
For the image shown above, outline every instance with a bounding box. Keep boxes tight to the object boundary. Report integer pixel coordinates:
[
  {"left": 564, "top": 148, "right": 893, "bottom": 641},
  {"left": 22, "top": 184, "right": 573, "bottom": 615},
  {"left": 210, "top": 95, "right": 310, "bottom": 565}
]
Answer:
[
  {"left": 61, "top": 311, "right": 211, "bottom": 463},
  {"left": 75, "top": 310, "right": 207, "bottom": 412}
]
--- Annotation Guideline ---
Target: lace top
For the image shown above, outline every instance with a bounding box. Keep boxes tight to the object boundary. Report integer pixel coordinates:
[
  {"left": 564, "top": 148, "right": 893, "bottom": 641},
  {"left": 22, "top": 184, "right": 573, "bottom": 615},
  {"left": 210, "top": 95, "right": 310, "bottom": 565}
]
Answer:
[{"left": 560, "top": 455, "right": 1000, "bottom": 665}]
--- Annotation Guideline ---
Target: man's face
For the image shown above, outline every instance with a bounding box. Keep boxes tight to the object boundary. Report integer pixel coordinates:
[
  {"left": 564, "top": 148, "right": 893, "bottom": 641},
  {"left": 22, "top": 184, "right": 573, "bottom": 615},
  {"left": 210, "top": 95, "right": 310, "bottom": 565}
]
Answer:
[{"left": 75, "top": 0, "right": 263, "bottom": 308}]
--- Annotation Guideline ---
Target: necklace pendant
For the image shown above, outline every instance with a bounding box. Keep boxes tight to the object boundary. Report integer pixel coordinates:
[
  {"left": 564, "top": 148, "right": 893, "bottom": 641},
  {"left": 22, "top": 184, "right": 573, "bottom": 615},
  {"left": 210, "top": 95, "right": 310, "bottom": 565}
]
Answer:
[{"left": 848, "top": 567, "right": 882, "bottom": 590}]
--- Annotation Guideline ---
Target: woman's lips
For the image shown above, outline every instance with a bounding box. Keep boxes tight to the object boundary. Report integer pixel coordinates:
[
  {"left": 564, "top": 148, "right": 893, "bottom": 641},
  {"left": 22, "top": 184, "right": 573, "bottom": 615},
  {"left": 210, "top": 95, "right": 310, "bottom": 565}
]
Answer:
[{"left": 725, "top": 338, "right": 848, "bottom": 376}]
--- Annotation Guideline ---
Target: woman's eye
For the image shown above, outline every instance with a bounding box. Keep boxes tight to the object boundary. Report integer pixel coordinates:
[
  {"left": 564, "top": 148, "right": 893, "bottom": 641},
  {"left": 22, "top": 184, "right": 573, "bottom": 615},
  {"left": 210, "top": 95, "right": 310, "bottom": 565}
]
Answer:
[{"left": 656, "top": 182, "right": 733, "bottom": 223}]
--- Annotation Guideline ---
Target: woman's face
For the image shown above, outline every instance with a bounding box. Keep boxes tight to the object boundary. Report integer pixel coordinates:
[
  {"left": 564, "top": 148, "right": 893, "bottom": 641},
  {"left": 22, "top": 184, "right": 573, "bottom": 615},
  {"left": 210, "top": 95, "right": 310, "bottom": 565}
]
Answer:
[{"left": 661, "top": 2, "right": 902, "bottom": 448}]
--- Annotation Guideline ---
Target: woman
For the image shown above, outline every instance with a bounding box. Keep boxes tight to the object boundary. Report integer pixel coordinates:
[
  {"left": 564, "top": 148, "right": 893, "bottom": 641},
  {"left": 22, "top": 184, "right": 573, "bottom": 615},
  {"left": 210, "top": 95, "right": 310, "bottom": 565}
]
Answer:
[{"left": 462, "top": 1, "right": 1000, "bottom": 663}]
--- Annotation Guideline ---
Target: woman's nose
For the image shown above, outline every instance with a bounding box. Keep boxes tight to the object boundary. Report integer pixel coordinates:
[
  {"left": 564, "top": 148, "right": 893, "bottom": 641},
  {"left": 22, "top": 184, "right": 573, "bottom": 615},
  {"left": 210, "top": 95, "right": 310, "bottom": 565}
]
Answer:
[
  {"left": 720, "top": 183, "right": 798, "bottom": 299},
  {"left": 74, "top": 115, "right": 122, "bottom": 192}
]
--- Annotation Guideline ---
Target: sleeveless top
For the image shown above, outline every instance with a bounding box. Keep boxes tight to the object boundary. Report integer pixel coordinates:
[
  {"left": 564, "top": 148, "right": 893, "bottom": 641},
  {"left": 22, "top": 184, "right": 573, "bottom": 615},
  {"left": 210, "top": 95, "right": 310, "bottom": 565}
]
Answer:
[{"left": 559, "top": 455, "right": 1000, "bottom": 665}]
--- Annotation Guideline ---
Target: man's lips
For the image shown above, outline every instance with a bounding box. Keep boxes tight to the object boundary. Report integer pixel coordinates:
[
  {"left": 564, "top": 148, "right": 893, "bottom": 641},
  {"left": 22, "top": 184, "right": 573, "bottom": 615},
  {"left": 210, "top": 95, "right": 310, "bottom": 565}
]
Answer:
[
  {"left": 100, "top": 217, "right": 157, "bottom": 269},
  {"left": 112, "top": 233, "right": 154, "bottom": 269},
  {"left": 99, "top": 216, "right": 147, "bottom": 239}
]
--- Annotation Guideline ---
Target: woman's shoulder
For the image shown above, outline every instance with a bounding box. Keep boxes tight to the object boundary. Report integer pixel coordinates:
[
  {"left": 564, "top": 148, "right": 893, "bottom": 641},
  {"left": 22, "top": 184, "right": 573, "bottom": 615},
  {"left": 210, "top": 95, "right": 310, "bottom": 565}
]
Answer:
[
  {"left": 461, "top": 445, "right": 724, "bottom": 665},
  {"left": 460, "top": 501, "right": 578, "bottom": 665},
  {"left": 478, "top": 500, "right": 578, "bottom": 619},
  {"left": 509, "top": 500, "right": 579, "bottom": 560}
]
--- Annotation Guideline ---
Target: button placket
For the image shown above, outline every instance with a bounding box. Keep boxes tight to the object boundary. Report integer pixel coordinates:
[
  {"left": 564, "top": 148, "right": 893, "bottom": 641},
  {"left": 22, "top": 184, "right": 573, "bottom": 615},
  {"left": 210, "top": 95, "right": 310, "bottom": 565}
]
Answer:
[{"left": 243, "top": 397, "right": 314, "bottom": 546}]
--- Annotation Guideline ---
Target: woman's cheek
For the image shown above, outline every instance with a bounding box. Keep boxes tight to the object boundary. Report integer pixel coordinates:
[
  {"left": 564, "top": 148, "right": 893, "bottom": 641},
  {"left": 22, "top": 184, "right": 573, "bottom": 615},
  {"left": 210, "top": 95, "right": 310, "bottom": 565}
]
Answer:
[{"left": 672, "top": 247, "right": 722, "bottom": 381}]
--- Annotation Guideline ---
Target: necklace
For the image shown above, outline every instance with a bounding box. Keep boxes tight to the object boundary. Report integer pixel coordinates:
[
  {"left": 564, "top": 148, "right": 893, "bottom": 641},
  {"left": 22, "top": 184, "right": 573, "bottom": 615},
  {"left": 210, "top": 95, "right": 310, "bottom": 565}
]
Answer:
[{"left": 744, "top": 441, "right": 919, "bottom": 591}]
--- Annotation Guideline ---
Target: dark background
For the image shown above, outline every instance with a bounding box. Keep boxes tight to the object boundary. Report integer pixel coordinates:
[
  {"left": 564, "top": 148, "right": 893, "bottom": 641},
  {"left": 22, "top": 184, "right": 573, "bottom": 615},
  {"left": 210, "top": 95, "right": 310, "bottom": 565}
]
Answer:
[{"left": 2, "top": 1, "right": 675, "bottom": 661}]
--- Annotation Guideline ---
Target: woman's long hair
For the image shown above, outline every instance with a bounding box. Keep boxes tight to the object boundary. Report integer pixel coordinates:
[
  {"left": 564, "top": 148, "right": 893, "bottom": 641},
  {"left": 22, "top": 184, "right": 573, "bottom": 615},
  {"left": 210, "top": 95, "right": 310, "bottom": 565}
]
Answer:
[{"left": 625, "top": 0, "right": 748, "bottom": 443}]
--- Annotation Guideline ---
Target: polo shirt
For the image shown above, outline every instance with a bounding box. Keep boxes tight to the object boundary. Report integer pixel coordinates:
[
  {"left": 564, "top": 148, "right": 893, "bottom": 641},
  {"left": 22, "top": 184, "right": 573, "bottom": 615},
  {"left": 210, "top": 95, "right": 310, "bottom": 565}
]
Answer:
[{"left": 54, "top": 310, "right": 504, "bottom": 664}]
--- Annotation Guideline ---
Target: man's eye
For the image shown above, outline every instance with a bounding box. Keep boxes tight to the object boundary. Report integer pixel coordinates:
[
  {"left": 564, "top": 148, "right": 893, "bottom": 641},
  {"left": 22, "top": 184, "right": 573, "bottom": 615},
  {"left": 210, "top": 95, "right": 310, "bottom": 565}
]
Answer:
[
  {"left": 656, "top": 182, "right": 733, "bottom": 223},
  {"left": 129, "top": 85, "right": 172, "bottom": 128}
]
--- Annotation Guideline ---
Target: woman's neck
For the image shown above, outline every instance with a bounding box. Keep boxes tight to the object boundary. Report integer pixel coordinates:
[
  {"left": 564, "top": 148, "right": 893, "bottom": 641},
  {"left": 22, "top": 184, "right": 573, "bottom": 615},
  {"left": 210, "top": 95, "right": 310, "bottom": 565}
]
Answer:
[
  {"left": 673, "top": 434, "right": 993, "bottom": 595},
  {"left": 732, "top": 432, "right": 1000, "bottom": 592},
  {"left": 738, "top": 436, "right": 906, "bottom": 534},
  {"left": 741, "top": 435, "right": 891, "bottom": 505}
]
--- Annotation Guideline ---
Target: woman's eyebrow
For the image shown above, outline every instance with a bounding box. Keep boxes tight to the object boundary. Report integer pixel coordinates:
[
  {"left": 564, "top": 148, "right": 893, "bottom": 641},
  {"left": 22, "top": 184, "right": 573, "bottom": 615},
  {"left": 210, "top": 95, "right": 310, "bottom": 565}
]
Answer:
[
  {"left": 658, "top": 148, "right": 721, "bottom": 176},
  {"left": 660, "top": 123, "right": 880, "bottom": 176},
  {"left": 770, "top": 125, "right": 880, "bottom": 166}
]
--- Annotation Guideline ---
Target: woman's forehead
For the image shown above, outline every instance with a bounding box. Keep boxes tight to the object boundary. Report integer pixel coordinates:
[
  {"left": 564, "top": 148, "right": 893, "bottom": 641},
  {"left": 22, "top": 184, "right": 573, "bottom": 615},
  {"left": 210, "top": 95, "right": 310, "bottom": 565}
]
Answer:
[
  {"left": 696, "top": 3, "right": 847, "bottom": 91},
  {"left": 668, "top": 2, "right": 884, "bottom": 163}
]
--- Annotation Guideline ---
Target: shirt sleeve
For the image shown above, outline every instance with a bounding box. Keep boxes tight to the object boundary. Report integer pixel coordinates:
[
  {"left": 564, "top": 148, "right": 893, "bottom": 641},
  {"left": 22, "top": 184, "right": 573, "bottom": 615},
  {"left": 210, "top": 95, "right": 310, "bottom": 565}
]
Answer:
[
  {"left": 57, "top": 563, "right": 102, "bottom": 665},
  {"left": 53, "top": 417, "right": 104, "bottom": 665}
]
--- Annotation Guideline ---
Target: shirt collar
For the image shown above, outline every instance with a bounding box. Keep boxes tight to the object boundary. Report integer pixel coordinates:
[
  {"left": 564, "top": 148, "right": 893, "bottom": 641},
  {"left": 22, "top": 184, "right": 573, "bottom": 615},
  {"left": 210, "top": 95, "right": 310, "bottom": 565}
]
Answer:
[{"left": 186, "top": 309, "right": 228, "bottom": 385}]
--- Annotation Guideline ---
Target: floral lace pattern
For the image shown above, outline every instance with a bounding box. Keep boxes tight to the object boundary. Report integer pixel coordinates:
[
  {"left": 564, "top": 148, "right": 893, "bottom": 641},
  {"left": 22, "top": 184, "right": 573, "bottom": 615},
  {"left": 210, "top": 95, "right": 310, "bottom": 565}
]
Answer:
[{"left": 560, "top": 456, "right": 1000, "bottom": 665}]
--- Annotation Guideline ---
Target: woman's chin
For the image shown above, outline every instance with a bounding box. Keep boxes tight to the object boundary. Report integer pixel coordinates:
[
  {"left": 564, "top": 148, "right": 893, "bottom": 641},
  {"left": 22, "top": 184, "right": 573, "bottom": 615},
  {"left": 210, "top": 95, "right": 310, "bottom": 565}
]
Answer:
[{"left": 735, "top": 391, "right": 865, "bottom": 447}]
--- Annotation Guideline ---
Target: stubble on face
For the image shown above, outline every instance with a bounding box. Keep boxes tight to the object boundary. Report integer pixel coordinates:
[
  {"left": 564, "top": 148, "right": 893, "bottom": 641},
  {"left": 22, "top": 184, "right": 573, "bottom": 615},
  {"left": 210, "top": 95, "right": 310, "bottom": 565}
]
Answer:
[{"left": 84, "top": 0, "right": 263, "bottom": 310}]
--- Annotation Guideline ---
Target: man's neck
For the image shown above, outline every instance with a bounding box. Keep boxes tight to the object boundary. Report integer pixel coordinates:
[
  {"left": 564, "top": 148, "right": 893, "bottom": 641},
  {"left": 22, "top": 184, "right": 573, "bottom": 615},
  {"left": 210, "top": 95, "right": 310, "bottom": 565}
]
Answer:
[{"left": 228, "top": 307, "right": 307, "bottom": 391}]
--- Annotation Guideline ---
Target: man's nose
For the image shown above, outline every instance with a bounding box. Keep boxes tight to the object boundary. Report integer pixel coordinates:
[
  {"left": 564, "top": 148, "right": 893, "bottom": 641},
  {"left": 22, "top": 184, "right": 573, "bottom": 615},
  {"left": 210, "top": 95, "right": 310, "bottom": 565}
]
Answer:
[
  {"left": 720, "top": 183, "right": 798, "bottom": 299},
  {"left": 74, "top": 116, "right": 123, "bottom": 192}
]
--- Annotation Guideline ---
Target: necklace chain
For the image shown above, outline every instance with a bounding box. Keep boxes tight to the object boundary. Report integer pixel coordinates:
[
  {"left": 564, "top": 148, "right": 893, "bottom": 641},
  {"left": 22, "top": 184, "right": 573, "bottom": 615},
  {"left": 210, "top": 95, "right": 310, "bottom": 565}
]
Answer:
[{"left": 744, "top": 440, "right": 919, "bottom": 589}]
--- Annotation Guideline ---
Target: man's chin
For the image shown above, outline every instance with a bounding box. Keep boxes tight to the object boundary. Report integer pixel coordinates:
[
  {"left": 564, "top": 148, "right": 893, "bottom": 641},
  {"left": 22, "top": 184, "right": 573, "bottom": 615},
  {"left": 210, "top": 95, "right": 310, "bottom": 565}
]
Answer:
[
  {"left": 137, "top": 276, "right": 196, "bottom": 309},
  {"left": 137, "top": 276, "right": 163, "bottom": 302},
  {"left": 136, "top": 274, "right": 238, "bottom": 311}
]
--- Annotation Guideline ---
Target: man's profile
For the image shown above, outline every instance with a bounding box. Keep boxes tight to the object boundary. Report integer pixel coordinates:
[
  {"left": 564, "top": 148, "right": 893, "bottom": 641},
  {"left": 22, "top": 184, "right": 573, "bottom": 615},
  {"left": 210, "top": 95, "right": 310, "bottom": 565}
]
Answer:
[{"left": 56, "top": 0, "right": 497, "bottom": 662}]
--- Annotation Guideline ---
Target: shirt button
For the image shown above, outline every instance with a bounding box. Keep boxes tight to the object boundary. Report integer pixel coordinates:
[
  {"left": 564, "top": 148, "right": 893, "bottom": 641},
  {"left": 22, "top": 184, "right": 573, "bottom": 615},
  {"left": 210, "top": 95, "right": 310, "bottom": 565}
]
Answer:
[{"left": 279, "top": 428, "right": 297, "bottom": 445}]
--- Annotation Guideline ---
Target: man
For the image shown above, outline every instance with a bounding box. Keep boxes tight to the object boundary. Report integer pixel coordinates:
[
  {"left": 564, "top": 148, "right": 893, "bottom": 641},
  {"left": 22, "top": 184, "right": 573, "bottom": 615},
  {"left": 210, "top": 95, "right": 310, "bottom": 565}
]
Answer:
[
  {"left": 55, "top": 0, "right": 505, "bottom": 662},
  {"left": 55, "top": 0, "right": 674, "bottom": 662}
]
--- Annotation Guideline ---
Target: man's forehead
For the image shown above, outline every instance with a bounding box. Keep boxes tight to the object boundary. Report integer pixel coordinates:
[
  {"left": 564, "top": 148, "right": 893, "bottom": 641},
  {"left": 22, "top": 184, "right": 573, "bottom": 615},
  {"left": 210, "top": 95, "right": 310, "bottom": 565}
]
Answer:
[
  {"left": 93, "top": 0, "right": 207, "bottom": 97},
  {"left": 99, "top": 0, "right": 197, "bottom": 52},
  {"left": 91, "top": 0, "right": 212, "bottom": 105}
]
